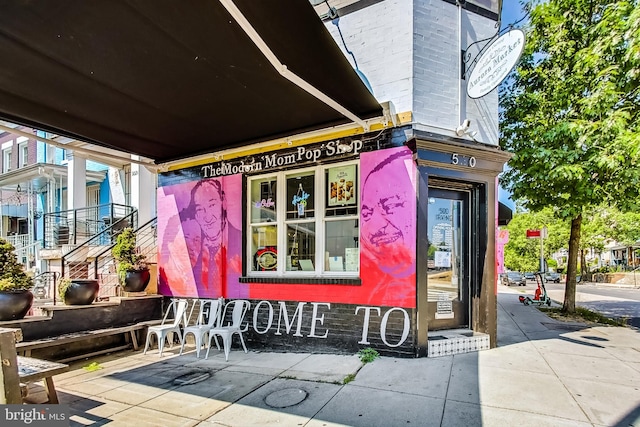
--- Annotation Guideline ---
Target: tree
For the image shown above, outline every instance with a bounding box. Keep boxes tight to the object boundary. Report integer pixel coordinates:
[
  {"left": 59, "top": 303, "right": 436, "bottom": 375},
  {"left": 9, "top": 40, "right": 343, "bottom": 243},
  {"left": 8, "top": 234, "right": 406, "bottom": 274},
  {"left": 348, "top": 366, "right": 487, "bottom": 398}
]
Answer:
[
  {"left": 504, "top": 207, "right": 569, "bottom": 272},
  {"left": 500, "top": 0, "right": 640, "bottom": 313}
]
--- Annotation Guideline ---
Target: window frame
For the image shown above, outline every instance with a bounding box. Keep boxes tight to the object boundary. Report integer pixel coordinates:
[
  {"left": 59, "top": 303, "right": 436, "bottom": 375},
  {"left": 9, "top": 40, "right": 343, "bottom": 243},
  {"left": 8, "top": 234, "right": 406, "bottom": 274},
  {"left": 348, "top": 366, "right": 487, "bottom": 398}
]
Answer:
[
  {"left": 2, "top": 148, "right": 11, "bottom": 173},
  {"left": 19, "top": 142, "right": 28, "bottom": 168},
  {"left": 246, "top": 160, "right": 360, "bottom": 278}
]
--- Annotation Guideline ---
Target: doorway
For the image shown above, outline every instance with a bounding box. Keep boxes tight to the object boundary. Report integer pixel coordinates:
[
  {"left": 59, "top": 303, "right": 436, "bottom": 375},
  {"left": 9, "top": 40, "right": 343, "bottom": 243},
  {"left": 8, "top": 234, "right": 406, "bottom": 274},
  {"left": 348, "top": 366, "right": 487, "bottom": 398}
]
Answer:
[{"left": 426, "top": 188, "right": 470, "bottom": 330}]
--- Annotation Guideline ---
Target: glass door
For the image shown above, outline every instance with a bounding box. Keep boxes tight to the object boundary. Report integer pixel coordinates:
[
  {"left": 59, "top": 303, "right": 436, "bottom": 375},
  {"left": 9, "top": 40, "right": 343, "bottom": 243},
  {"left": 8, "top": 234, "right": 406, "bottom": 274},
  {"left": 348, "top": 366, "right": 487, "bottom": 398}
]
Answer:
[{"left": 427, "top": 188, "right": 469, "bottom": 330}]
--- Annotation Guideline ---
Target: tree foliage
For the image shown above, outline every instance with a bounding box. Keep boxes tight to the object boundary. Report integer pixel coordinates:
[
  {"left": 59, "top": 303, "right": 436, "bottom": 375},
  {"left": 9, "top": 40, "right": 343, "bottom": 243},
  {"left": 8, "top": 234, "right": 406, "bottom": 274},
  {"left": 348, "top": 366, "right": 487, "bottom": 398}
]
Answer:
[
  {"left": 500, "top": 0, "right": 640, "bottom": 312},
  {"left": 504, "top": 207, "right": 569, "bottom": 273}
]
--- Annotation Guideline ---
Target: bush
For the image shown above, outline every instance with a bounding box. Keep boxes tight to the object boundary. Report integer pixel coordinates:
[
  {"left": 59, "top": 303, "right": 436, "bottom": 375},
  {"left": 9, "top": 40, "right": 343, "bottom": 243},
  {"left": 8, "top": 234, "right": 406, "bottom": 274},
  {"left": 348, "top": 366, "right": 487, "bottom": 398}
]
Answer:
[
  {"left": 0, "top": 238, "right": 34, "bottom": 291},
  {"left": 112, "top": 228, "right": 148, "bottom": 283}
]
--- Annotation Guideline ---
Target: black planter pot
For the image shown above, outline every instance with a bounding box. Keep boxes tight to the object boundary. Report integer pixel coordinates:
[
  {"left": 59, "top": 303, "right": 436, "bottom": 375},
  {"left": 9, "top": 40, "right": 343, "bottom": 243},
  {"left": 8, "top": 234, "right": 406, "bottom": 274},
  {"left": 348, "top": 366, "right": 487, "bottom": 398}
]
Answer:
[
  {"left": 123, "top": 269, "right": 151, "bottom": 293},
  {"left": 0, "top": 290, "right": 34, "bottom": 321},
  {"left": 63, "top": 280, "right": 99, "bottom": 305}
]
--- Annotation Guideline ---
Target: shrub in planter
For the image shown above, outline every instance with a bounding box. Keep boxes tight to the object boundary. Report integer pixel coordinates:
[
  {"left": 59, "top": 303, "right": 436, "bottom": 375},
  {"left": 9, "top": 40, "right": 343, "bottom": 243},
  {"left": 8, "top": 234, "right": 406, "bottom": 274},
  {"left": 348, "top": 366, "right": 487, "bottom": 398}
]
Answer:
[
  {"left": 112, "top": 228, "right": 150, "bottom": 292},
  {"left": 0, "top": 238, "right": 35, "bottom": 321}
]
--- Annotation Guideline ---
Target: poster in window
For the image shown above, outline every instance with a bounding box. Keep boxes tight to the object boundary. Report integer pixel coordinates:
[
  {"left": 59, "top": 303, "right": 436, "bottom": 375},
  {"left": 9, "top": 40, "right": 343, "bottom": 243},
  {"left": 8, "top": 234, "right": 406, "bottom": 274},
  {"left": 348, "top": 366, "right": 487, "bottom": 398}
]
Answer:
[
  {"left": 328, "top": 165, "right": 356, "bottom": 206},
  {"left": 434, "top": 251, "right": 451, "bottom": 268},
  {"left": 345, "top": 247, "right": 359, "bottom": 271}
]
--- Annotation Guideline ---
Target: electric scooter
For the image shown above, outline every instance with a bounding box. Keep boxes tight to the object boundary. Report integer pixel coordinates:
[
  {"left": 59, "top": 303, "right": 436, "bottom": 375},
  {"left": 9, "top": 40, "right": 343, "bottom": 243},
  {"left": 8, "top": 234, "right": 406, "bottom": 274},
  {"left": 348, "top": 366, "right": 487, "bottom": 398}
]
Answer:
[{"left": 518, "top": 272, "right": 552, "bottom": 306}]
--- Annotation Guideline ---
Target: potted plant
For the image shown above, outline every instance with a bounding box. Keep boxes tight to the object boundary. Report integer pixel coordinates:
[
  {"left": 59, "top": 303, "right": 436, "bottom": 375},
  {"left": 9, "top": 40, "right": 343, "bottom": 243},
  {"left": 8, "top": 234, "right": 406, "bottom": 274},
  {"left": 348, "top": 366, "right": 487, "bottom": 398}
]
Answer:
[
  {"left": 0, "top": 238, "right": 35, "bottom": 321},
  {"left": 58, "top": 277, "right": 99, "bottom": 305},
  {"left": 112, "top": 227, "right": 150, "bottom": 292}
]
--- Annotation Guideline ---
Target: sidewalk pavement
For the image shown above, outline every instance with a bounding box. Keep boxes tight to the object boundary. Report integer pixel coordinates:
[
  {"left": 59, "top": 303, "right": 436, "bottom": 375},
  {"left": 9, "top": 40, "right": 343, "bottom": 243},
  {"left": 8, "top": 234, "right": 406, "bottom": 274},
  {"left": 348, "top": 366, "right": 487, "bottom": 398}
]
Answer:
[{"left": 25, "top": 287, "right": 640, "bottom": 427}]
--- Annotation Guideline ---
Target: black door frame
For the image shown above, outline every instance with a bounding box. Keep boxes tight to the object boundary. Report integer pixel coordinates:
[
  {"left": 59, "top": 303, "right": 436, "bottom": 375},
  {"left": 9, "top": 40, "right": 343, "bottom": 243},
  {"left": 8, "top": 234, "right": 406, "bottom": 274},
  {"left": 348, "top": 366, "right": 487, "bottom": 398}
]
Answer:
[{"left": 425, "top": 187, "right": 471, "bottom": 330}]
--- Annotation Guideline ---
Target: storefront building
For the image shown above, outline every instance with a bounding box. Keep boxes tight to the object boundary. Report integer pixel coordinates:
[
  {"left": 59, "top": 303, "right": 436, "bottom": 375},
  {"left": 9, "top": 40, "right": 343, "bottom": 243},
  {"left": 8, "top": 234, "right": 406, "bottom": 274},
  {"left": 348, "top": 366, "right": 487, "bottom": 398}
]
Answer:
[
  {"left": 157, "top": 124, "right": 509, "bottom": 358},
  {"left": 0, "top": 0, "right": 511, "bottom": 357}
]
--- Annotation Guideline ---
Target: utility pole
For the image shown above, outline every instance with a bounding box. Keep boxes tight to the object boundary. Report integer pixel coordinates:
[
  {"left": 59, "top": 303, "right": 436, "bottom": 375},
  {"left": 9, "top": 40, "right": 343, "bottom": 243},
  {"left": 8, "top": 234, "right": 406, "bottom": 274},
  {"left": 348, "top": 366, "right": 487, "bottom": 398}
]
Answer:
[{"left": 540, "top": 226, "right": 548, "bottom": 272}]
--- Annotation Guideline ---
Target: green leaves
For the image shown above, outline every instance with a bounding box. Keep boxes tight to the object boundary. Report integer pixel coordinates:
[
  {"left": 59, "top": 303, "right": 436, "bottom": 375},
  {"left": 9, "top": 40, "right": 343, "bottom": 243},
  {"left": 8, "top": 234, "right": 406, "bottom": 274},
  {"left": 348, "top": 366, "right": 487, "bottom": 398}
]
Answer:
[
  {"left": 0, "top": 238, "right": 34, "bottom": 291},
  {"left": 501, "top": 0, "right": 640, "bottom": 310},
  {"left": 501, "top": 0, "right": 640, "bottom": 215}
]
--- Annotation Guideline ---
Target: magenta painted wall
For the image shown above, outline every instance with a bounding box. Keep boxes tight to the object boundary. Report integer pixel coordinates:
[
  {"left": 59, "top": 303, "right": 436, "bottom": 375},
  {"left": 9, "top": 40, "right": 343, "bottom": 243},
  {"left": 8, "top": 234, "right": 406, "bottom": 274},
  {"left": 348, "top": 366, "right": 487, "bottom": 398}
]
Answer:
[{"left": 157, "top": 146, "right": 417, "bottom": 308}]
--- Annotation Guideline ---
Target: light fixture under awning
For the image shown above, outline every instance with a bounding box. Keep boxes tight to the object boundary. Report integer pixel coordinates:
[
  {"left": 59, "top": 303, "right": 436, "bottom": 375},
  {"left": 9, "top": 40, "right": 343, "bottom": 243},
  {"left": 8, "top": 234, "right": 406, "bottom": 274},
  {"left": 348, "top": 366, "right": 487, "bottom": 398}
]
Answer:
[{"left": 0, "top": 0, "right": 382, "bottom": 164}]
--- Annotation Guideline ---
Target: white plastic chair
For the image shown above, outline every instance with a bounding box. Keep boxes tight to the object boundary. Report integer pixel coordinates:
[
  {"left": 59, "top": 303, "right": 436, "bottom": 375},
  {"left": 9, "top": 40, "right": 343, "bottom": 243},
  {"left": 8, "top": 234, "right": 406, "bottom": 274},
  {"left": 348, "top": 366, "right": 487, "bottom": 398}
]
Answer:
[
  {"left": 143, "top": 298, "right": 188, "bottom": 356},
  {"left": 179, "top": 298, "right": 224, "bottom": 358},
  {"left": 205, "top": 299, "right": 250, "bottom": 361}
]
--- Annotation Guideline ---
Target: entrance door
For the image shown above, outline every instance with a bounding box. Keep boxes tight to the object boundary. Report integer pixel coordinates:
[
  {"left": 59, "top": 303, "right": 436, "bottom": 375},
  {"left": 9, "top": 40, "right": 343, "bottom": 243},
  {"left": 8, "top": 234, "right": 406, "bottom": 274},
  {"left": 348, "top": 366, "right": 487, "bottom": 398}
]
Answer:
[{"left": 427, "top": 188, "right": 469, "bottom": 330}]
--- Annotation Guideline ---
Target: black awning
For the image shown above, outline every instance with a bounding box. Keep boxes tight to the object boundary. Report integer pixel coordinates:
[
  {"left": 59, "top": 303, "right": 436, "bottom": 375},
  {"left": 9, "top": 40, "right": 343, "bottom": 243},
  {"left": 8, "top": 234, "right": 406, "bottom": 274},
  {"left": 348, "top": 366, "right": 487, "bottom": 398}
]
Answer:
[
  {"left": 498, "top": 202, "right": 513, "bottom": 226},
  {"left": 0, "top": 1, "right": 382, "bottom": 164}
]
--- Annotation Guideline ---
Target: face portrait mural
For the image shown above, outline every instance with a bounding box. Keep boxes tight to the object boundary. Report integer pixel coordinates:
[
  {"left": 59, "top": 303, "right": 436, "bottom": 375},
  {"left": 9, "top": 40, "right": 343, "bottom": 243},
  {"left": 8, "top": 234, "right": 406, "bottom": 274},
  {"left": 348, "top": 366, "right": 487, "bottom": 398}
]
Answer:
[
  {"left": 157, "top": 175, "right": 244, "bottom": 299},
  {"left": 191, "top": 179, "right": 226, "bottom": 251},
  {"left": 360, "top": 147, "right": 416, "bottom": 307}
]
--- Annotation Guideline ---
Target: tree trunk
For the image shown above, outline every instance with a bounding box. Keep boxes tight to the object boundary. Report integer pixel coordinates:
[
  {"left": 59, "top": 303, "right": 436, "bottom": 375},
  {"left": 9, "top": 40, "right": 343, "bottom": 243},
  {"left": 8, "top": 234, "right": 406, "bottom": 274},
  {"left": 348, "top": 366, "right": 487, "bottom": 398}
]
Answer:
[
  {"left": 580, "top": 249, "right": 590, "bottom": 282},
  {"left": 563, "top": 214, "right": 582, "bottom": 314}
]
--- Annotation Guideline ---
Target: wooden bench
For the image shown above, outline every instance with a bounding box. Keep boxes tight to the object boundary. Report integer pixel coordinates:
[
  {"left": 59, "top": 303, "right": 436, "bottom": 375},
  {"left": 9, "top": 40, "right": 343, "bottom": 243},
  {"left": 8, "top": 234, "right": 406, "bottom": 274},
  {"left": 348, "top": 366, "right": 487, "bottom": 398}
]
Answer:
[
  {"left": 18, "top": 356, "right": 69, "bottom": 403},
  {"left": 16, "top": 323, "right": 148, "bottom": 363}
]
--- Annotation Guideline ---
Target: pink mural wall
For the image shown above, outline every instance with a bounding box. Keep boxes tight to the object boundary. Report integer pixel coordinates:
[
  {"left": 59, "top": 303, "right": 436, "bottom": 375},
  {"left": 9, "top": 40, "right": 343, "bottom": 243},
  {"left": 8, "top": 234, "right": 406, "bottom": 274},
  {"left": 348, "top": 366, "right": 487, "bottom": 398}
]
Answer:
[
  {"left": 157, "top": 175, "right": 245, "bottom": 299},
  {"left": 157, "top": 146, "right": 417, "bottom": 308}
]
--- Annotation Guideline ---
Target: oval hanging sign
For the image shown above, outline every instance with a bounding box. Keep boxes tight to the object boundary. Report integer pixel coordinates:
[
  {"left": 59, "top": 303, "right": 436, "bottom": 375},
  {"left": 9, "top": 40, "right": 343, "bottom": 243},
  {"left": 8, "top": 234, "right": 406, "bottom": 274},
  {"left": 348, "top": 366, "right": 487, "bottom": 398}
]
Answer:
[{"left": 467, "top": 29, "right": 525, "bottom": 99}]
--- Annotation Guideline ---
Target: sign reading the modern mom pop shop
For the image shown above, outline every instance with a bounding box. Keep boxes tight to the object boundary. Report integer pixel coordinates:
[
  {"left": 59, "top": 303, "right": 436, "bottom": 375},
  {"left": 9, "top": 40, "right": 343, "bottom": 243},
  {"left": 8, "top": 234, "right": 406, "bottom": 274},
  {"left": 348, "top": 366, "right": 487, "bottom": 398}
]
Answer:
[{"left": 467, "top": 29, "right": 525, "bottom": 99}]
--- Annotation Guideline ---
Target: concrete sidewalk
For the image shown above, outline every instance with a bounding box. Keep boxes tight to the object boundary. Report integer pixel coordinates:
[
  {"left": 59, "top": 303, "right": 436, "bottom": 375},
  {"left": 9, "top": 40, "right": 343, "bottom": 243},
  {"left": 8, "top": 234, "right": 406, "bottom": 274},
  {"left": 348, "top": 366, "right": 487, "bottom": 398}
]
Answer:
[{"left": 25, "top": 288, "right": 640, "bottom": 426}]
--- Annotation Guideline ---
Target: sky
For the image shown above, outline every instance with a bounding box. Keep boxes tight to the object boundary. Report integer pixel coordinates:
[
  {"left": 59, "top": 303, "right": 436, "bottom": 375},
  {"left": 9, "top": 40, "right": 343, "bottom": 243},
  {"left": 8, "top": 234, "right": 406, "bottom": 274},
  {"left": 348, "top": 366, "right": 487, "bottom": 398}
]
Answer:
[{"left": 501, "top": 1, "right": 526, "bottom": 31}]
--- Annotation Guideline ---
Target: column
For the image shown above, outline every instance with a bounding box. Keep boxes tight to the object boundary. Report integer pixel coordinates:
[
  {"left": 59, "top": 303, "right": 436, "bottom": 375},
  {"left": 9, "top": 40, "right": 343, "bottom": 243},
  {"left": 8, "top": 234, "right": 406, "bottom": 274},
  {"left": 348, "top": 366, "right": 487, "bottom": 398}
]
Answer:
[
  {"left": 67, "top": 151, "right": 86, "bottom": 210},
  {"left": 130, "top": 156, "right": 156, "bottom": 224}
]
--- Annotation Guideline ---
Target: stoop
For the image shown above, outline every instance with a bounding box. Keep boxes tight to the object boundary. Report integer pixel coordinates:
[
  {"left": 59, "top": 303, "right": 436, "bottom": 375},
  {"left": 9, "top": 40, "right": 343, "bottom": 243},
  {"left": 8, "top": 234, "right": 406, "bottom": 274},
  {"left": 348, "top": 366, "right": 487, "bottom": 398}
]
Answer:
[{"left": 427, "top": 329, "right": 490, "bottom": 357}]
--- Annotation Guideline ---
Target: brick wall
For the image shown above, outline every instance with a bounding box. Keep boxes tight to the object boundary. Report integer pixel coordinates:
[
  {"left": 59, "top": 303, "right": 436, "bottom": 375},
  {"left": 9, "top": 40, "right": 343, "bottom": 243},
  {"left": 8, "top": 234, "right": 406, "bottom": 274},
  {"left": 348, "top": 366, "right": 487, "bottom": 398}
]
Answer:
[
  {"left": 239, "top": 300, "right": 416, "bottom": 357},
  {"left": 325, "top": 0, "right": 500, "bottom": 145}
]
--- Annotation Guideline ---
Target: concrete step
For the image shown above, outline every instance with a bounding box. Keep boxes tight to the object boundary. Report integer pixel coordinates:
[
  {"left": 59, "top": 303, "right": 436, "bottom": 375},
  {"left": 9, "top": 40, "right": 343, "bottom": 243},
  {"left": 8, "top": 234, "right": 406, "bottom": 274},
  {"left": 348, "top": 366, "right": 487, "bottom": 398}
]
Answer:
[{"left": 427, "top": 329, "right": 490, "bottom": 357}]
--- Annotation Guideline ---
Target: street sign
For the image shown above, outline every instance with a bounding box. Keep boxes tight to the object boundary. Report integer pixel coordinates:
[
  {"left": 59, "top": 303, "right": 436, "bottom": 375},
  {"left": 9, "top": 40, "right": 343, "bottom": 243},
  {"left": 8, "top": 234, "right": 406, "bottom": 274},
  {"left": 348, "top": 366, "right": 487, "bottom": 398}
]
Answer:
[{"left": 526, "top": 229, "right": 541, "bottom": 238}]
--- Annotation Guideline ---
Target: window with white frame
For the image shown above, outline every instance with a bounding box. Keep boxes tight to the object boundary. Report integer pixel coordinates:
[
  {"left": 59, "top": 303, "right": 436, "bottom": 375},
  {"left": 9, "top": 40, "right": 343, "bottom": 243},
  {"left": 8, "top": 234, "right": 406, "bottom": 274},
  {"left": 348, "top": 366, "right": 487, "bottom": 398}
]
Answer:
[
  {"left": 2, "top": 148, "right": 12, "bottom": 173},
  {"left": 19, "top": 142, "right": 28, "bottom": 168},
  {"left": 247, "top": 161, "right": 359, "bottom": 276}
]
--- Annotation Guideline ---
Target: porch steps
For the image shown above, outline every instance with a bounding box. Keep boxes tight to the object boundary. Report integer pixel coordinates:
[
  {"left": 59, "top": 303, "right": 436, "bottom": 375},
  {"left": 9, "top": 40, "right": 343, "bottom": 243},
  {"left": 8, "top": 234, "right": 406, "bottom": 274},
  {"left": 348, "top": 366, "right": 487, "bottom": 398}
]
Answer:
[{"left": 427, "top": 329, "right": 490, "bottom": 357}]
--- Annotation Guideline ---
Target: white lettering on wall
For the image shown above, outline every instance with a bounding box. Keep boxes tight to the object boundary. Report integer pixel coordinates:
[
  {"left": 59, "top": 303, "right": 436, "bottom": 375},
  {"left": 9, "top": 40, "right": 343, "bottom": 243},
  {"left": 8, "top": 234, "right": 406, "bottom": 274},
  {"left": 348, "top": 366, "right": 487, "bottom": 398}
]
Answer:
[
  {"left": 252, "top": 300, "right": 274, "bottom": 334},
  {"left": 247, "top": 300, "right": 411, "bottom": 349},
  {"left": 308, "top": 302, "right": 331, "bottom": 338},
  {"left": 356, "top": 306, "right": 381, "bottom": 345},
  {"left": 275, "top": 301, "right": 305, "bottom": 337},
  {"left": 199, "top": 139, "right": 364, "bottom": 178},
  {"left": 380, "top": 308, "right": 410, "bottom": 347}
]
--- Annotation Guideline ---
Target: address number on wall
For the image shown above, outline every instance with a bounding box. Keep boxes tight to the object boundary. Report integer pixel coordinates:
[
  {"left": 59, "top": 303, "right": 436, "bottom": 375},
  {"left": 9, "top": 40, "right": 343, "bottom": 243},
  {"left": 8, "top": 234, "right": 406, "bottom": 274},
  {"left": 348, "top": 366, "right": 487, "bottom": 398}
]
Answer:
[{"left": 451, "top": 154, "right": 476, "bottom": 168}]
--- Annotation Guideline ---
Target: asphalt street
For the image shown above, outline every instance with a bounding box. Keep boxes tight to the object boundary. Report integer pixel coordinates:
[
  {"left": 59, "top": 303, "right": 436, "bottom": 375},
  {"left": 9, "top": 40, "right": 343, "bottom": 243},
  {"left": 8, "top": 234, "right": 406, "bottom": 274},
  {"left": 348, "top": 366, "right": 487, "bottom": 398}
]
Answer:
[{"left": 515, "top": 279, "right": 640, "bottom": 327}]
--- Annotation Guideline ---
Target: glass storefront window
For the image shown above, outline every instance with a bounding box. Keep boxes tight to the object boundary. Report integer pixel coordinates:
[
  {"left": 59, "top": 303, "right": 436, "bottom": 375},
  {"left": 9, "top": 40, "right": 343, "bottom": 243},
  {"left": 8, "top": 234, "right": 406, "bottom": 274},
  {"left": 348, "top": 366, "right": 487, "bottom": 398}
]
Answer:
[
  {"left": 286, "top": 223, "right": 315, "bottom": 271},
  {"left": 286, "top": 171, "right": 314, "bottom": 219},
  {"left": 247, "top": 162, "right": 359, "bottom": 276},
  {"left": 251, "top": 225, "right": 278, "bottom": 271},
  {"left": 325, "top": 219, "right": 359, "bottom": 272},
  {"left": 250, "top": 177, "right": 277, "bottom": 223}
]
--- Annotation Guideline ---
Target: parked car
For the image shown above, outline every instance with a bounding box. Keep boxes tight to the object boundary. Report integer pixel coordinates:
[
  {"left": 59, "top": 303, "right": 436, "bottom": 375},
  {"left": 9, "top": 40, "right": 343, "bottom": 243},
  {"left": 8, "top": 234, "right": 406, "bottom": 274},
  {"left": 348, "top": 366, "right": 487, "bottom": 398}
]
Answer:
[
  {"left": 524, "top": 272, "right": 536, "bottom": 281},
  {"left": 502, "top": 272, "right": 526, "bottom": 286},
  {"left": 544, "top": 272, "right": 561, "bottom": 283}
]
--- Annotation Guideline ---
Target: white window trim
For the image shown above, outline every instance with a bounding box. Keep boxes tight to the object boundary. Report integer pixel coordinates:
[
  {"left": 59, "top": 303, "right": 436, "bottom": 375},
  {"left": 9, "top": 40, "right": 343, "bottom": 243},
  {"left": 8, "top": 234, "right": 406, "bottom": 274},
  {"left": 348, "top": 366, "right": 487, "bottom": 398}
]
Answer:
[
  {"left": 247, "top": 160, "right": 360, "bottom": 278},
  {"left": 19, "top": 143, "right": 28, "bottom": 168},
  {"left": 2, "top": 148, "right": 11, "bottom": 173}
]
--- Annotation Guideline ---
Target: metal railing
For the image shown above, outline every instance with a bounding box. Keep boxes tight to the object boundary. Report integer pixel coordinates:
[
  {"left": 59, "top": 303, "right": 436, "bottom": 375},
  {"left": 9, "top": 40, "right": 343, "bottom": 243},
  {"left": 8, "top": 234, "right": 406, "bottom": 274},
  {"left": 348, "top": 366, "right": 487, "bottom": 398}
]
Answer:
[
  {"left": 43, "top": 203, "right": 136, "bottom": 249},
  {"left": 60, "top": 210, "right": 139, "bottom": 278},
  {"left": 32, "top": 271, "right": 60, "bottom": 301},
  {"left": 9, "top": 238, "right": 42, "bottom": 269},
  {"left": 61, "top": 216, "right": 157, "bottom": 300},
  {"left": 6, "top": 234, "right": 30, "bottom": 248}
]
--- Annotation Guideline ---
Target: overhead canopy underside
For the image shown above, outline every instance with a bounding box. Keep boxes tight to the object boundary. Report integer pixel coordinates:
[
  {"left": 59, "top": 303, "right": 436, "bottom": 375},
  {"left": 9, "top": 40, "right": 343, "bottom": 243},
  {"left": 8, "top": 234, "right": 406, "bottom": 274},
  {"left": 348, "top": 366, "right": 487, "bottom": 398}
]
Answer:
[{"left": 0, "top": 0, "right": 382, "bottom": 164}]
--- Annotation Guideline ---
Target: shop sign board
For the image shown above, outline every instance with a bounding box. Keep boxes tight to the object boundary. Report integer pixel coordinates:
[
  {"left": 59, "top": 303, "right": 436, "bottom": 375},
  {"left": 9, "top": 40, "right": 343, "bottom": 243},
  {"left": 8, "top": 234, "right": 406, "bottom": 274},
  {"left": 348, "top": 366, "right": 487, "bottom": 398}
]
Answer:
[
  {"left": 526, "top": 229, "right": 541, "bottom": 238},
  {"left": 467, "top": 29, "right": 525, "bottom": 99}
]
